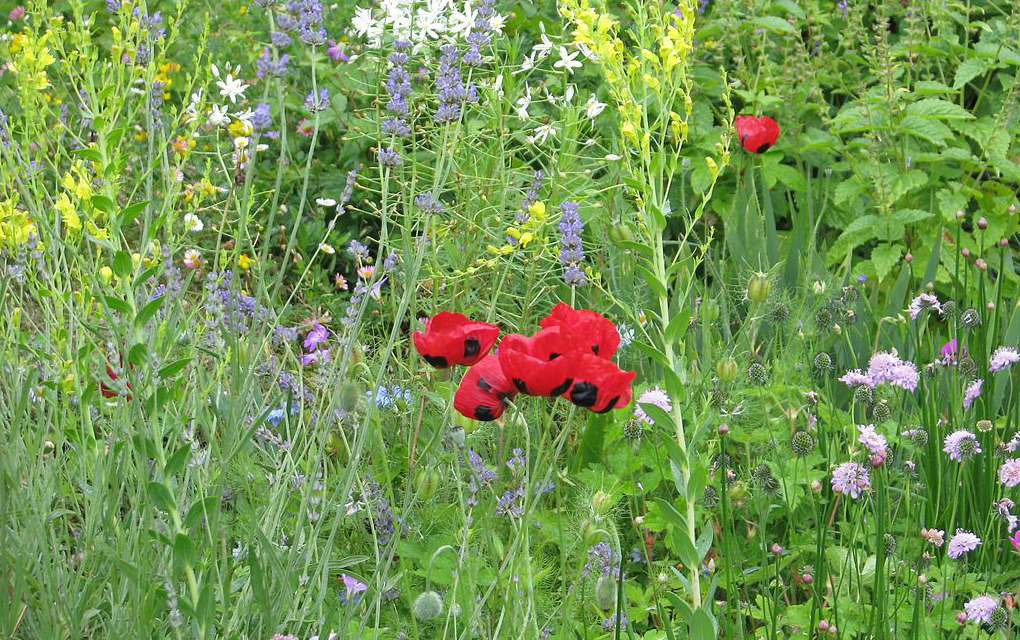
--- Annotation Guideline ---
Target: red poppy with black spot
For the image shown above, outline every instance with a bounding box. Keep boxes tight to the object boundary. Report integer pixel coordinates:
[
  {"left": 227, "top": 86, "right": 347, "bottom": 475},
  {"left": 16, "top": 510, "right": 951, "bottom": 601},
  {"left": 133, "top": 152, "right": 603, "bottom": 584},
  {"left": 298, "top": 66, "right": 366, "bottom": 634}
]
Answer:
[
  {"left": 498, "top": 326, "right": 580, "bottom": 397},
  {"left": 413, "top": 311, "right": 500, "bottom": 369},
  {"left": 454, "top": 354, "right": 518, "bottom": 421},
  {"left": 562, "top": 354, "right": 635, "bottom": 413},
  {"left": 538, "top": 303, "right": 621, "bottom": 360},
  {"left": 734, "top": 115, "right": 780, "bottom": 154}
]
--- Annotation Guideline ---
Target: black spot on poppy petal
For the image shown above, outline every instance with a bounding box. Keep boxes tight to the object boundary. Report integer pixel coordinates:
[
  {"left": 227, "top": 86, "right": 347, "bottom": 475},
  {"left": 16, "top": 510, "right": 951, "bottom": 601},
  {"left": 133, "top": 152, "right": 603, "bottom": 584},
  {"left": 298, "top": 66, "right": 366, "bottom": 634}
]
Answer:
[
  {"left": 569, "top": 381, "right": 598, "bottom": 408},
  {"left": 477, "top": 376, "right": 492, "bottom": 393},
  {"left": 591, "top": 345, "right": 600, "bottom": 355},
  {"left": 463, "top": 337, "right": 481, "bottom": 359},
  {"left": 423, "top": 354, "right": 448, "bottom": 368},
  {"left": 593, "top": 396, "right": 620, "bottom": 414},
  {"left": 549, "top": 378, "right": 572, "bottom": 397},
  {"left": 755, "top": 143, "right": 771, "bottom": 153},
  {"left": 513, "top": 378, "right": 529, "bottom": 393},
  {"left": 474, "top": 405, "right": 495, "bottom": 421},
  {"left": 548, "top": 353, "right": 560, "bottom": 361}
]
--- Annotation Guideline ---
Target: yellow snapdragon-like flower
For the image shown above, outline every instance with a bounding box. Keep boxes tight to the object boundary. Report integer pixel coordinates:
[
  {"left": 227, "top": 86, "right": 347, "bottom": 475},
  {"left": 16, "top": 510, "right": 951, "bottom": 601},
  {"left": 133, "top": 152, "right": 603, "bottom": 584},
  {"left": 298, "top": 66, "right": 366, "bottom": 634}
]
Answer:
[
  {"left": 238, "top": 253, "right": 255, "bottom": 270},
  {"left": 55, "top": 193, "right": 82, "bottom": 233},
  {"left": 0, "top": 199, "right": 38, "bottom": 249}
]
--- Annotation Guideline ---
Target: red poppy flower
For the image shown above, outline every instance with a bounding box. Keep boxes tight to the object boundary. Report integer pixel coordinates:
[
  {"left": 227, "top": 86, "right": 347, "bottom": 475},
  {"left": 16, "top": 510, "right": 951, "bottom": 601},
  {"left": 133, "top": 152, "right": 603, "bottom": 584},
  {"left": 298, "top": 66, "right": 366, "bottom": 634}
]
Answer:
[
  {"left": 413, "top": 311, "right": 500, "bottom": 369},
  {"left": 100, "top": 364, "right": 132, "bottom": 399},
  {"left": 454, "top": 354, "right": 518, "bottom": 421},
  {"left": 498, "top": 327, "right": 580, "bottom": 397},
  {"left": 539, "top": 303, "right": 621, "bottom": 360},
  {"left": 562, "top": 354, "right": 635, "bottom": 413},
  {"left": 734, "top": 115, "right": 780, "bottom": 154}
]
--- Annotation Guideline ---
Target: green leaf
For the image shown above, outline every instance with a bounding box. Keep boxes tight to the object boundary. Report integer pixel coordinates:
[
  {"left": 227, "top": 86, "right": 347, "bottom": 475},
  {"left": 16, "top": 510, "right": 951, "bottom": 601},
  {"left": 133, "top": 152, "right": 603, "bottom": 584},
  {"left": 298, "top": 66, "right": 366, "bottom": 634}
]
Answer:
[
  {"left": 901, "top": 114, "right": 952, "bottom": 147},
  {"left": 103, "top": 295, "right": 133, "bottom": 315},
  {"left": 892, "top": 209, "right": 934, "bottom": 224},
  {"left": 128, "top": 342, "right": 148, "bottom": 367},
  {"left": 184, "top": 496, "right": 219, "bottom": 529},
  {"left": 871, "top": 243, "right": 903, "bottom": 281},
  {"left": 906, "top": 98, "right": 975, "bottom": 120},
  {"left": 159, "top": 358, "right": 192, "bottom": 380},
  {"left": 635, "top": 264, "right": 668, "bottom": 299},
  {"left": 91, "top": 195, "right": 116, "bottom": 215},
  {"left": 576, "top": 412, "right": 609, "bottom": 469},
  {"left": 165, "top": 445, "right": 192, "bottom": 476},
  {"left": 689, "top": 608, "right": 716, "bottom": 640},
  {"left": 953, "top": 58, "right": 993, "bottom": 89},
  {"left": 74, "top": 148, "right": 103, "bottom": 163},
  {"left": 112, "top": 250, "right": 133, "bottom": 278},
  {"left": 134, "top": 297, "right": 163, "bottom": 328},
  {"left": 752, "top": 16, "right": 796, "bottom": 34},
  {"left": 147, "top": 482, "right": 175, "bottom": 512},
  {"left": 173, "top": 533, "right": 197, "bottom": 571},
  {"left": 119, "top": 201, "right": 149, "bottom": 226}
]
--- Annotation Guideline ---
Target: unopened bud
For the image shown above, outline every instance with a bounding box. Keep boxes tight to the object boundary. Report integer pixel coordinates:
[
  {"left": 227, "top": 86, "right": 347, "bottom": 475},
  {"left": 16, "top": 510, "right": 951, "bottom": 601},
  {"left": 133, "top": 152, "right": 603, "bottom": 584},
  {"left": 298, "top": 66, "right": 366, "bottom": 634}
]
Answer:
[
  {"left": 978, "top": 217, "right": 988, "bottom": 230},
  {"left": 748, "top": 273, "right": 770, "bottom": 304},
  {"left": 716, "top": 357, "right": 739, "bottom": 382},
  {"left": 718, "top": 423, "right": 729, "bottom": 436},
  {"left": 976, "top": 258, "right": 987, "bottom": 271},
  {"left": 905, "top": 253, "right": 913, "bottom": 263}
]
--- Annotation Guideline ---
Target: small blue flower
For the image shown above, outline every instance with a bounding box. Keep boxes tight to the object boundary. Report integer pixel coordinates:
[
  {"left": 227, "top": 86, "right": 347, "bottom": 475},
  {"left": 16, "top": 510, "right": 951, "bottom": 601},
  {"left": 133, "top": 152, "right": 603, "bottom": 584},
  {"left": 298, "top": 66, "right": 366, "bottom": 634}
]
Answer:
[{"left": 267, "top": 407, "right": 287, "bottom": 426}]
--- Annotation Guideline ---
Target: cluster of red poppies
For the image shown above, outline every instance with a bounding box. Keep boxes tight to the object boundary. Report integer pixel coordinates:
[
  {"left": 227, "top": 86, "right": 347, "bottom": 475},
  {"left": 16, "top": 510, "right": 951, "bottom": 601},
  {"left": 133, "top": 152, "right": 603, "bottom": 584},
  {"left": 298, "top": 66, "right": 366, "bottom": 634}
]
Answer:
[{"left": 413, "top": 304, "right": 636, "bottom": 421}]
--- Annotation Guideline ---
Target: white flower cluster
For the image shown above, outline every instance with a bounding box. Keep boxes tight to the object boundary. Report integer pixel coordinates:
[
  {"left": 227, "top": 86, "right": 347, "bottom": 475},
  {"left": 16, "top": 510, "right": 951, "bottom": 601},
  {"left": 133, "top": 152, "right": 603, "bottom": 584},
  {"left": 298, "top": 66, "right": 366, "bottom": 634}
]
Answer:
[{"left": 351, "top": 0, "right": 506, "bottom": 50}]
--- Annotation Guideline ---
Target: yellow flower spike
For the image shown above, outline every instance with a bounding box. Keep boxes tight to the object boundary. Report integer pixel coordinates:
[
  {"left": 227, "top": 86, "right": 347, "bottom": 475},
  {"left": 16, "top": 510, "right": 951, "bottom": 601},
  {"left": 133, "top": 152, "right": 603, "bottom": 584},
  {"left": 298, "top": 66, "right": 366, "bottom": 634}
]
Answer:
[
  {"left": 643, "top": 73, "right": 661, "bottom": 93},
  {"left": 519, "top": 232, "right": 534, "bottom": 247},
  {"left": 640, "top": 49, "right": 659, "bottom": 65},
  {"left": 506, "top": 227, "right": 521, "bottom": 239},
  {"left": 238, "top": 253, "right": 255, "bottom": 270},
  {"left": 55, "top": 193, "right": 81, "bottom": 233},
  {"left": 99, "top": 265, "right": 113, "bottom": 284},
  {"left": 528, "top": 200, "right": 546, "bottom": 219},
  {"left": 487, "top": 244, "right": 501, "bottom": 254}
]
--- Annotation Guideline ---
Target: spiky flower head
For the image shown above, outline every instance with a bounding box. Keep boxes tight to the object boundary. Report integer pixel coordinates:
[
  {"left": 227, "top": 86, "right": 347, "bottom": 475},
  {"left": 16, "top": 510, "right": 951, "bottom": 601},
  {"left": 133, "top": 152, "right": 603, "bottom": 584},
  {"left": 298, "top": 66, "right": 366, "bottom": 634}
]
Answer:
[
  {"left": 747, "top": 362, "right": 767, "bottom": 384},
  {"left": 813, "top": 352, "right": 833, "bottom": 373},
  {"left": 791, "top": 431, "right": 815, "bottom": 456}
]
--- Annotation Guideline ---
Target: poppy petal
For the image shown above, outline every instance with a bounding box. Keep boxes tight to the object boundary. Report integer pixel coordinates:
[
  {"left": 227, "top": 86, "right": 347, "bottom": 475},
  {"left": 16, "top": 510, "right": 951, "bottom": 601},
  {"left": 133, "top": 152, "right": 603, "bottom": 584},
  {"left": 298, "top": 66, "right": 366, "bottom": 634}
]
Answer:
[
  {"left": 414, "top": 311, "right": 500, "bottom": 368},
  {"left": 498, "top": 329, "right": 578, "bottom": 397},
  {"left": 539, "top": 303, "right": 620, "bottom": 360},
  {"left": 563, "top": 354, "right": 635, "bottom": 413},
  {"left": 454, "top": 355, "right": 517, "bottom": 421}
]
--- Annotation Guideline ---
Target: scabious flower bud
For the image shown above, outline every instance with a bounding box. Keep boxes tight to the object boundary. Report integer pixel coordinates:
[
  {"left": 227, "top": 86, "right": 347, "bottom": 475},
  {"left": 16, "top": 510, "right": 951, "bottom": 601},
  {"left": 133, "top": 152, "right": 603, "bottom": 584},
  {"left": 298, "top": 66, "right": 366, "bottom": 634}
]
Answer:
[
  {"left": 1000, "top": 238, "right": 1009, "bottom": 247},
  {"left": 813, "top": 352, "right": 833, "bottom": 373},
  {"left": 771, "top": 543, "right": 784, "bottom": 555},
  {"left": 817, "top": 620, "right": 830, "bottom": 632},
  {"left": 956, "top": 612, "right": 968, "bottom": 625},
  {"left": 413, "top": 591, "right": 444, "bottom": 621},
  {"left": 962, "top": 247, "right": 971, "bottom": 258},
  {"left": 811, "top": 480, "right": 822, "bottom": 492},
  {"left": 718, "top": 423, "right": 729, "bottom": 436},
  {"left": 976, "top": 258, "right": 987, "bottom": 271},
  {"left": 956, "top": 210, "right": 965, "bottom": 220},
  {"left": 988, "top": 302, "right": 996, "bottom": 312},
  {"left": 978, "top": 217, "right": 988, "bottom": 230},
  {"left": 791, "top": 431, "right": 815, "bottom": 456},
  {"left": 905, "top": 252, "right": 913, "bottom": 263}
]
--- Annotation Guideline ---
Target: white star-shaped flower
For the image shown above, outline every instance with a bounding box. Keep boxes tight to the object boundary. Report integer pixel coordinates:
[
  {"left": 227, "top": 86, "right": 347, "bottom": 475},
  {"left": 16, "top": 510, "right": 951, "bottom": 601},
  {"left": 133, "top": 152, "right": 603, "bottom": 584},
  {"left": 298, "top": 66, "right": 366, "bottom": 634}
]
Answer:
[
  {"left": 208, "top": 104, "right": 230, "bottom": 127},
  {"left": 216, "top": 74, "right": 248, "bottom": 104},
  {"left": 553, "top": 46, "right": 582, "bottom": 74},
  {"left": 585, "top": 94, "right": 607, "bottom": 119},
  {"left": 527, "top": 123, "right": 556, "bottom": 145}
]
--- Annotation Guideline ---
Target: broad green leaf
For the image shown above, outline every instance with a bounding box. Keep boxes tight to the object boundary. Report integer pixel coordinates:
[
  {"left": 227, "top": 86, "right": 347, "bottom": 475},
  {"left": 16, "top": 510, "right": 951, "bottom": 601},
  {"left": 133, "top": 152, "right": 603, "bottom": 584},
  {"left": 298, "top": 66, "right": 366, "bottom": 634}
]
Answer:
[
  {"left": 906, "top": 98, "right": 974, "bottom": 120},
  {"left": 752, "top": 16, "right": 796, "bottom": 34},
  {"left": 953, "top": 58, "right": 993, "bottom": 89},
  {"left": 871, "top": 243, "right": 902, "bottom": 282}
]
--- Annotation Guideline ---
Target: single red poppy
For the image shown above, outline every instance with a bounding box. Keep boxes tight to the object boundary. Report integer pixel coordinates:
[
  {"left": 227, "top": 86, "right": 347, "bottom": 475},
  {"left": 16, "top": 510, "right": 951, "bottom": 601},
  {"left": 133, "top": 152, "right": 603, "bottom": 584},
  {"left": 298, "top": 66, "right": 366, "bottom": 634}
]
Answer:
[
  {"left": 454, "top": 354, "right": 518, "bottom": 421},
  {"left": 538, "top": 303, "right": 620, "bottom": 360},
  {"left": 413, "top": 311, "right": 500, "bottom": 369},
  {"left": 100, "top": 364, "right": 132, "bottom": 399},
  {"left": 562, "top": 354, "right": 635, "bottom": 413},
  {"left": 498, "top": 327, "right": 580, "bottom": 397},
  {"left": 734, "top": 115, "right": 780, "bottom": 154}
]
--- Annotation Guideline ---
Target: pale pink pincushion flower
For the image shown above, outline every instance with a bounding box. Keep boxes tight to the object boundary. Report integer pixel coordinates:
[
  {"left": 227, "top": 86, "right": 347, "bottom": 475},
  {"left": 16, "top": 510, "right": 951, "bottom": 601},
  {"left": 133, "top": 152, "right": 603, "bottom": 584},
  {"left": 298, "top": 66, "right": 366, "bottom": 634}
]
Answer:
[
  {"left": 1000, "top": 459, "right": 1020, "bottom": 488},
  {"left": 946, "top": 529, "right": 981, "bottom": 559},
  {"left": 831, "top": 462, "right": 870, "bottom": 499}
]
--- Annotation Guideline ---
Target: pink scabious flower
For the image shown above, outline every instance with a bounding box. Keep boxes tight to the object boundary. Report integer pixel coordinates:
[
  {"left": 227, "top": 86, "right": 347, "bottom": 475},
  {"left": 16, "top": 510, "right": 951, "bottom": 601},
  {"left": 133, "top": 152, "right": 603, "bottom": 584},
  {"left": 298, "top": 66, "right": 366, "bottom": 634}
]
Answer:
[
  {"left": 990, "top": 346, "right": 1020, "bottom": 373},
  {"left": 947, "top": 529, "right": 981, "bottom": 559},
  {"left": 963, "top": 379, "right": 983, "bottom": 410},
  {"left": 908, "top": 293, "right": 942, "bottom": 319},
  {"left": 857, "top": 424, "right": 887, "bottom": 455},
  {"left": 920, "top": 528, "right": 945, "bottom": 547},
  {"left": 943, "top": 429, "right": 981, "bottom": 462},
  {"left": 831, "top": 462, "right": 870, "bottom": 499},
  {"left": 634, "top": 387, "right": 672, "bottom": 425},
  {"left": 994, "top": 498, "right": 1018, "bottom": 532},
  {"left": 868, "top": 351, "right": 919, "bottom": 391},
  {"left": 838, "top": 369, "right": 872, "bottom": 387},
  {"left": 9, "top": 6, "right": 25, "bottom": 21},
  {"left": 1001, "top": 460, "right": 1020, "bottom": 488},
  {"left": 963, "top": 595, "right": 998, "bottom": 625}
]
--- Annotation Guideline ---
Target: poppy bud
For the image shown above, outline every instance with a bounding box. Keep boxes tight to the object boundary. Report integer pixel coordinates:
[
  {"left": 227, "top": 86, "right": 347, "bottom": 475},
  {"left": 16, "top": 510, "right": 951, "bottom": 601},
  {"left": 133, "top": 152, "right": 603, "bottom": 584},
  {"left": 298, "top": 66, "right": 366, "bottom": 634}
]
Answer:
[
  {"left": 412, "top": 591, "right": 444, "bottom": 621},
  {"left": 747, "top": 273, "right": 770, "bottom": 303},
  {"left": 595, "top": 575, "right": 616, "bottom": 610}
]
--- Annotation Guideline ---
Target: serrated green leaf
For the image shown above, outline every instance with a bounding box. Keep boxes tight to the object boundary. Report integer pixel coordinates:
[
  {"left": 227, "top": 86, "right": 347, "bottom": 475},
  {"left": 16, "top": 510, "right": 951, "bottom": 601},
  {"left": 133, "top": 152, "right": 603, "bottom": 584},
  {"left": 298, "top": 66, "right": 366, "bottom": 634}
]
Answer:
[
  {"left": 953, "top": 58, "right": 993, "bottom": 89},
  {"left": 906, "top": 98, "right": 974, "bottom": 120},
  {"left": 871, "top": 243, "right": 903, "bottom": 281}
]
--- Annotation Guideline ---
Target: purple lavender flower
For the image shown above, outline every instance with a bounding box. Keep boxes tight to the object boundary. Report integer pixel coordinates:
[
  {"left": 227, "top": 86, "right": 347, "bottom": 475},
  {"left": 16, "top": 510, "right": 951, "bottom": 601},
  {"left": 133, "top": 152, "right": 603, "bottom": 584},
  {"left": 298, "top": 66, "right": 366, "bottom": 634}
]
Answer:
[
  {"left": 990, "top": 347, "right": 1020, "bottom": 373},
  {"left": 271, "top": 31, "right": 293, "bottom": 48},
  {"left": 433, "top": 44, "right": 479, "bottom": 123},
  {"left": 558, "top": 200, "right": 586, "bottom": 286},
  {"left": 339, "top": 169, "right": 358, "bottom": 207},
  {"left": 414, "top": 191, "right": 446, "bottom": 215},
  {"left": 943, "top": 429, "right": 981, "bottom": 462},
  {"left": 515, "top": 170, "right": 546, "bottom": 224},
  {"left": 963, "top": 379, "right": 983, "bottom": 410},
  {"left": 305, "top": 88, "right": 330, "bottom": 113},
  {"left": 251, "top": 103, "right": 273, "bottom": 132},
  {"left": 830, "top": 462, "right": 870, "bottom": 499},
  {"left": 257, "top": 48, "right": 289, "bottom": 78},
  {"left": 946, "top": 529, "right": 981, "bottom": 559},
  {"left": 363, "top": 477, "right": 396, "bottom": 546},
  {"left": 381, "top": 117, "right": 411, "bottom": 137},
  {"left": 377, "top": 147, "right": 402, "bottom": 167},
  {"left": 582, "top": 542, "right": 620, "bottom": 580},
  {"left": 601, "top": 612, "right": 628, "bottom": 631}
]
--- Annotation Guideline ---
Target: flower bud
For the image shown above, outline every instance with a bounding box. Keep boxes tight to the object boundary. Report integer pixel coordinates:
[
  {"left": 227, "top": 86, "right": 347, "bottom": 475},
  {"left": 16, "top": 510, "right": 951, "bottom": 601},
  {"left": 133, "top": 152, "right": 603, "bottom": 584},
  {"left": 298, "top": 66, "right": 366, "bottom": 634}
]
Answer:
[
  {"left": 976, "top": 258, "right": 987, "bottom": 271},
  {"left": 818, "top": 620, "right": 830, "bottom": 632},
  {"left": 771, "top": 543, "right": 784, "bottom": 555},
  {"left": 956, "top": 612, "right": 968, "bottom": 625},
  {"left": 1000, "top": 238, "right": 1009, "bottom": 248},
  {"left": 414, "top": 467, "right": 441, "bottom": 501},
  {"left": 748, "top": 273, "right": 770, "bottom": 303},
  {"left": 99, "top": 265, "right": 113, "bottom": 284},
  {"left": 962, "top": 248, "right": 970, "bottom": 258},
  {"left": 716, "top": 357, "right": 739, "bottom": 382},
  {"left": 592, "top": 490, "right": 615, "bottom": 517},
  {"left": 978, "top": 217, "right": 988, "bottom": 230},
  {"left": 413, "top": 591, "right": 444, "bottom": 621},
  {"left": 905, "top": 253, "right": 913, "bottom": 263},
  {"left": 977, "top": 419, "right": 993, "bottom": 433},
  {"left": 956, "top": 210, "right": 965, "bottom": 220},
  {"left": 718, "top": 423, "right": 729, "bottom": 436},
  {"left": 595, "top": 575, "right": 616, "bottom": 610}
]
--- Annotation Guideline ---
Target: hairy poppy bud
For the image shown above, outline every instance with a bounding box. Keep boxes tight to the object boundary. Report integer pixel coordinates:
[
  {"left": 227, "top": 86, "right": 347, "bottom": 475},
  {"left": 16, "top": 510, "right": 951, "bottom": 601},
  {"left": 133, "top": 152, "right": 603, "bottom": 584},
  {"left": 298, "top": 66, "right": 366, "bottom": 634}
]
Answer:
[
  {"left": 716, "top": 357, "right": 739, "bottom": 382},
  {"left": 413, "top": 591, "right": 444, "bottom": 621},
  {"left": 595, "top": 575, "right": 616, "bottom": 610}
]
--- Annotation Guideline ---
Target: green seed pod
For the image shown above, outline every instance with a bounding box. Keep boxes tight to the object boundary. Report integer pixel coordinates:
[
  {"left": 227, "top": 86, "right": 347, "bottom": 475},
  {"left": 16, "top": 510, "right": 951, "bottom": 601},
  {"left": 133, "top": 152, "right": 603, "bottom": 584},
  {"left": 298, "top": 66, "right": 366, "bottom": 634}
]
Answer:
[
  {"left": 747, "top": 362, "right": 767, "bottom": 384},
  {"left": 414, "top": 467, "right": 441, "bottom": 501},
  {"left": 413, "top": 591, "right": 444, "bottom": 621},
  {"left": 813, "top": 352, "right": 833, "bottom": 373},
  {"left": 717, "top": 357, "right": 739, "bottom": 382},
  {"left": 747, "top": 273, "right": 771, "bottom": 304},
  {"left": 595, "top": 575, "right": 616, "bottom": 610},
  {"left": 791, "top": 431, "right": 815, "bottom": 456}
]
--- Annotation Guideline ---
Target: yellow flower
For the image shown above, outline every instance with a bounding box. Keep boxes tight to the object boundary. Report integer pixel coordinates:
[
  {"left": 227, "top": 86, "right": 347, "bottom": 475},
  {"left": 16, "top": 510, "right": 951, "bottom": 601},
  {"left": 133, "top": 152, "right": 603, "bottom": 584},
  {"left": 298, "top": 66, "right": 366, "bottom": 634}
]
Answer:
[
  {"left": 238, "top": 253, "right": 255, "bottom": 270},
  {"left": 228, "top": 120, "right": 253, "bottom": 139},
  {"left": 528, "top": 200, "right": 547, "bottom": 221},
  {"left": 98, "top": 265, "right": 113, "bottom": 284},
  {"left": 55, "top": 193, "right": 81, "bottom": 233}
]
